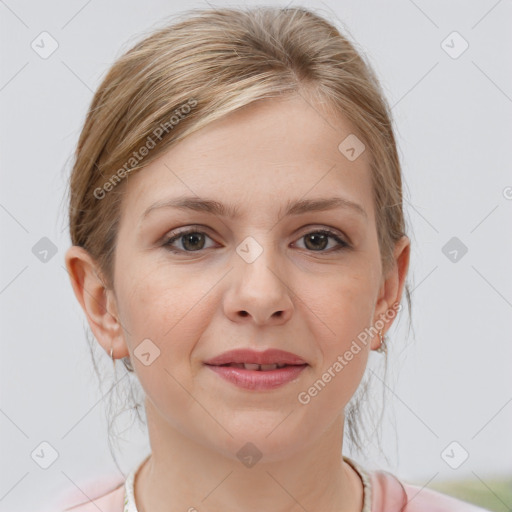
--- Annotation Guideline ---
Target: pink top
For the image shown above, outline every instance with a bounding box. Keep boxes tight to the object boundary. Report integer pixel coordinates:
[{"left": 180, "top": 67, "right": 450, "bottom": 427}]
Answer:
[{"left": 57, "top": 455, "right": 490, "bottom": 512}]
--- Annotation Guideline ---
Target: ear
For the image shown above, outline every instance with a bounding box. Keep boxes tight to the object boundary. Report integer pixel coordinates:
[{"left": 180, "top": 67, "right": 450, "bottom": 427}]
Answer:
[
  {"left": 371, "top": 235, "right": 410, "bottom": 350},
  {"left": 64, "top": 245, "right": 129, "bottom": 360}
]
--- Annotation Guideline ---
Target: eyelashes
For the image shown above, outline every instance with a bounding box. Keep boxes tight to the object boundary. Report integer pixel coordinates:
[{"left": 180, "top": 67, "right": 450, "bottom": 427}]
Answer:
[{"left": 162, "top": 227, "right": 350, "bottom": 255}]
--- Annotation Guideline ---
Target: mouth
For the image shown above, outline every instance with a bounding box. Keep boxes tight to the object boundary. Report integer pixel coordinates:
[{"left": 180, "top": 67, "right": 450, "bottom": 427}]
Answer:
[
  {"left": 207, "top": 362, "right": 307, "bottom": 371},
  {"left": 203, "top": 348, "right": 309, "bottom": 390}
]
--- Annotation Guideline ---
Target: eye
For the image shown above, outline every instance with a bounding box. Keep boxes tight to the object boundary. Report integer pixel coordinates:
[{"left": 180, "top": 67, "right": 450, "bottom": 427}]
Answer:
[
  {"left": 162, "top": 227, "right": 349, "bottom": 254},
  {"left": 162, "top": 228, "right": 217, "bottom": 253},
  {"left": 293, "top": 229, "right": 349, "bottom": 253}
]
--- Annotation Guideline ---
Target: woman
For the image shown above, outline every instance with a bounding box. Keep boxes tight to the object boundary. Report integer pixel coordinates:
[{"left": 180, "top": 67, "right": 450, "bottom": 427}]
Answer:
[{"left": 62, "top": 6, "right": 489, "bottom": 511}]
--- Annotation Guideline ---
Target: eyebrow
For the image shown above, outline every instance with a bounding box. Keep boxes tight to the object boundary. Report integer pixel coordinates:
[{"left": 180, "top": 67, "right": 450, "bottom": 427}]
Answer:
[{"left": 141, "top": 195, "right": 368, "bottom": 222}]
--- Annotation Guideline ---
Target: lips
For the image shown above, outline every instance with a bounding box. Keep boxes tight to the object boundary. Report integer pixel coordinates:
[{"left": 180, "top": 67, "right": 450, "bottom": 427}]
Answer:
[
  {"left": 204, "top": 348, "right": 309, "bottom": 390},
  {"left": 204, "top": 348, "right": 308, "bottom": 367}
]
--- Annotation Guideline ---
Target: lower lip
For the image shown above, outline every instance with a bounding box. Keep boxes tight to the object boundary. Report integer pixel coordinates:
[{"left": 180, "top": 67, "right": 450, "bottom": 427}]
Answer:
[{"left": 205, "top": 364, "right": 308, "bottom": 390}]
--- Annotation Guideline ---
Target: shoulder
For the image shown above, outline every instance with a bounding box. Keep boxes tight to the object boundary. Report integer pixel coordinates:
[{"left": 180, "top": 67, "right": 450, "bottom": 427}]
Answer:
[
  {"left": 369, "top": 469, "right": 491, "bottom": 512},
  {"left": 54, "top": 476, "right": 125, "bottom": 512}
]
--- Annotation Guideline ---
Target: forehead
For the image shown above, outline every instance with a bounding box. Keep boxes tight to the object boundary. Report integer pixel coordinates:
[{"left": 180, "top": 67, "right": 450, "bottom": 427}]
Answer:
[{"left": 120, "top": 95, "right": 374, "bottom": 224}]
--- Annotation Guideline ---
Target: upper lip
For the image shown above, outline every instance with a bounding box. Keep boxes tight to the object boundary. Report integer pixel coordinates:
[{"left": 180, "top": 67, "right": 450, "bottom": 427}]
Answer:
[{"left": 204, "top": 348, "right": 308, "bottom": 366}]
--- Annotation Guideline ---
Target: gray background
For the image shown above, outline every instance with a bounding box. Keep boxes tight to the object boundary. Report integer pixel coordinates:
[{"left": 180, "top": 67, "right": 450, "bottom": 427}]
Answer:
[{"left": 1, "top": 0, "right": 511, "bottom": 511}]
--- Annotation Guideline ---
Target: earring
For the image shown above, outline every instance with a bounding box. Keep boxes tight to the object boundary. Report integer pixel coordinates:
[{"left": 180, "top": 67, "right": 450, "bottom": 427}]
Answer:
[
  {"left": 376, "top": 329, "right": 387, "bottom": 354},
  {"left": 110, "top": 345, "right": 116, "bottom": 369}
]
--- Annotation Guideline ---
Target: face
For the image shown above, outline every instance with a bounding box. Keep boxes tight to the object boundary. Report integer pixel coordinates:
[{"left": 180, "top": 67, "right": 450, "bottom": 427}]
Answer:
[{"left": 97, "top": 94, "right": 404, "bottom": 461}]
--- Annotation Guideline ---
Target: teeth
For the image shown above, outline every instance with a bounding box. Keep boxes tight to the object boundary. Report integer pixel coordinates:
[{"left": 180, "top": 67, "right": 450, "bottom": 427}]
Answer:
[
  {"left": 240, "top": 363, "right": 285, "bottom": 370},
  {"left": 243, "top": 363, "right": 261, "bottom": 371},
  {"left": 224, "top": 362, "right": 291, "bottom": 370}
]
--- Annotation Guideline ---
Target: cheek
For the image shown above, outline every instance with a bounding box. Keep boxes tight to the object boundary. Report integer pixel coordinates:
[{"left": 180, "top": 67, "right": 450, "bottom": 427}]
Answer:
[
  {"left": 115, "top": 274, "right": 225, "bottom": 446},
  {"left": 117, "top": 262, "right": 220, "bottom": 375},
  {"left": 298, "top": 288, "right": 372, "bottom": 420},
  {"left": 118, "top": 261, "right": 200, "bottom": 336},
  {"left": 115, "top": 272, "right": 205, "bottom": 417},
  {"left": 303, "top": 265, "right": 378, "bottom": 348},
  {"left": 297, "top": 268, "right": 376, "bottom": 402}
]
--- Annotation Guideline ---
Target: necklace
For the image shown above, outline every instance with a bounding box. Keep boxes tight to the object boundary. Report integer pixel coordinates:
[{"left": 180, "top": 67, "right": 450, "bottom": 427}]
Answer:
[{"left": 124, "top": 454, "right": 371, "bottom": 512}]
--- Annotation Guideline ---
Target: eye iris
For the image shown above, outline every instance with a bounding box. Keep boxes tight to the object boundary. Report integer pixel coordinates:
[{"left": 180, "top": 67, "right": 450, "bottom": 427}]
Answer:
[
  {"left": 304, "top": 233, "right": 328, "bottom": 251},
  {"left": 182, "top": 232, "right": 205, "bottom": 251}
]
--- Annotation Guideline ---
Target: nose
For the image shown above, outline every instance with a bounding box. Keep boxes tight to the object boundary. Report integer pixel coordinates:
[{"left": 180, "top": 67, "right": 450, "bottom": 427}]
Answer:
[{"left": 223, "top": 241, "right": 293, "bottom": 326}]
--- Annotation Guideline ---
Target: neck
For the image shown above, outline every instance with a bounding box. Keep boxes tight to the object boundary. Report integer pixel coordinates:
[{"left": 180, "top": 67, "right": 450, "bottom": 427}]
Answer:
[{"left": 134, "top": 400, "right": 363, "bottom": 512}]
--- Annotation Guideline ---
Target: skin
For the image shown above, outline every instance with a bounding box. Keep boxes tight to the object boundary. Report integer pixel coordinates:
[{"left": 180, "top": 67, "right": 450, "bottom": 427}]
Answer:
[{"left": 65, "top": 93, "right": 410, "bottom": 512}]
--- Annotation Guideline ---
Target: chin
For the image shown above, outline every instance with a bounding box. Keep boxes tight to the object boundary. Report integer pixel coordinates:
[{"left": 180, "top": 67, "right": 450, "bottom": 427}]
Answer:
[{"left": 208, "top": 421, "right": 306, "bottom": 464}]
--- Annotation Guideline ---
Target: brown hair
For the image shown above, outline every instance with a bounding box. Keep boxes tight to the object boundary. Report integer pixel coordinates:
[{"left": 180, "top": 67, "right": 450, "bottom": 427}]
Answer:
[{"left": 66, "top": 5, "right": 413, "bottom": 461}]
